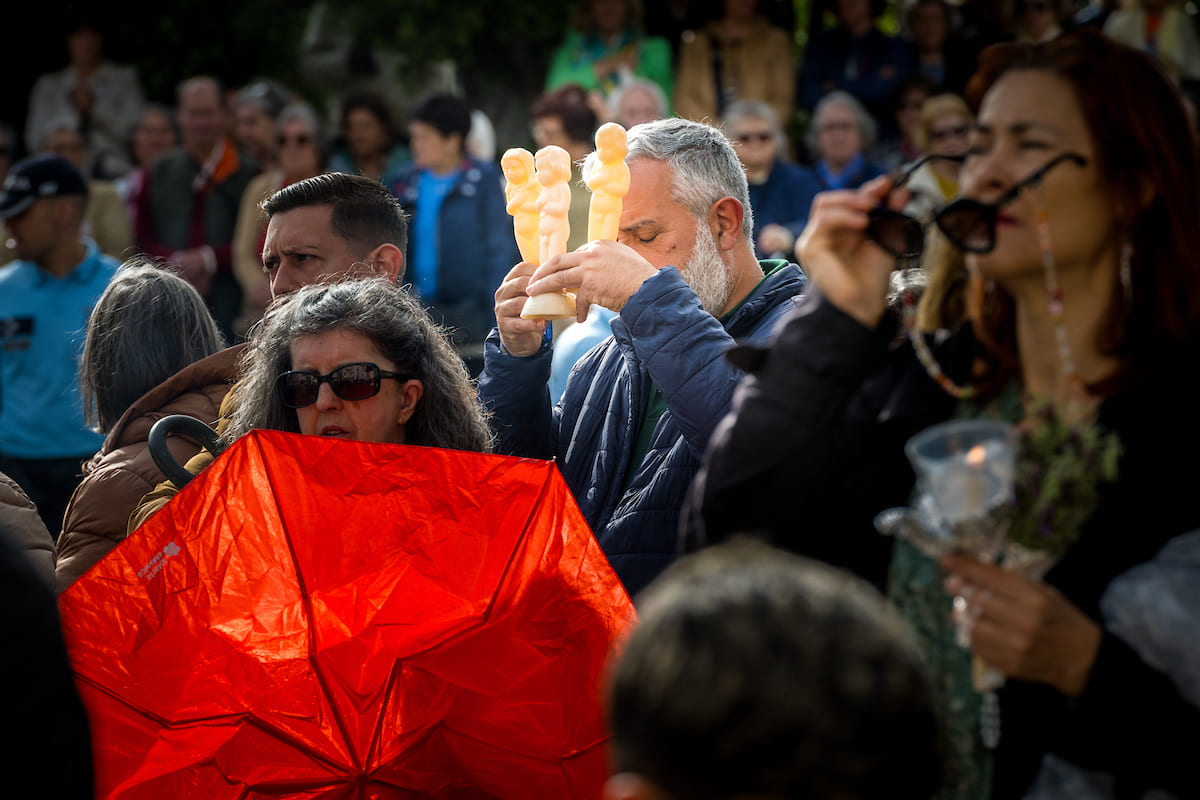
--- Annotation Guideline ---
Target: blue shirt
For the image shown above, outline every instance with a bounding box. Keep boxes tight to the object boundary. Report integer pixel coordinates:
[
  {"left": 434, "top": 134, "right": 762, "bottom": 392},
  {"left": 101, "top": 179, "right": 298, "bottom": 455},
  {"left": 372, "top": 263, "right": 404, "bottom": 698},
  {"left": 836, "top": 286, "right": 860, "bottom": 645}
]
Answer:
[
  {"left": 412, "top": 170, "right": 460, "bottom": 301},
  {"left": 0, "top": 240, "right": 120, "bottom": 458},
  {"left": 548, "top": 305, "right": 618, "bottom": 404}
]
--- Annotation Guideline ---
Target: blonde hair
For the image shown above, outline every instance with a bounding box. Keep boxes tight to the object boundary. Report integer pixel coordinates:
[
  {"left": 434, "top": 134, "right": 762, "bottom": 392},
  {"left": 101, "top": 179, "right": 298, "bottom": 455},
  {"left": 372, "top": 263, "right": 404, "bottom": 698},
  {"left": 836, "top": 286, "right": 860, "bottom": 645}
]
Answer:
[{"left": 913, "top": 94, "right": 972, "bottom": 152}]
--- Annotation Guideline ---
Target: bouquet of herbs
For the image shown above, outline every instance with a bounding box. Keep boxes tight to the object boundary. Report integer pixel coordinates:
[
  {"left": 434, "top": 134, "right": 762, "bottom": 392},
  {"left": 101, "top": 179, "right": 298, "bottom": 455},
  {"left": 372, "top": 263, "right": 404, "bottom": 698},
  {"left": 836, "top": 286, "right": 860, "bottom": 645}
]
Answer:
[{"left": 999, "top": 399, "right": 1122, "bottom": 566}]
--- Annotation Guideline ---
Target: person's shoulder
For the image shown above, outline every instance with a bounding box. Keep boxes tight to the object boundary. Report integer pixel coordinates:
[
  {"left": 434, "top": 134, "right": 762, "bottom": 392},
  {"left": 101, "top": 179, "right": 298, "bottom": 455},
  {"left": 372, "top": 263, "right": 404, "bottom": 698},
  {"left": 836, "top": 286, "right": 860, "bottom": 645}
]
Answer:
[
  {"left": 0, "top": 260, "right": 27, "bottom": 283},
  {"left": 774, "top": 159, "right": 820, "bottom": 186}
]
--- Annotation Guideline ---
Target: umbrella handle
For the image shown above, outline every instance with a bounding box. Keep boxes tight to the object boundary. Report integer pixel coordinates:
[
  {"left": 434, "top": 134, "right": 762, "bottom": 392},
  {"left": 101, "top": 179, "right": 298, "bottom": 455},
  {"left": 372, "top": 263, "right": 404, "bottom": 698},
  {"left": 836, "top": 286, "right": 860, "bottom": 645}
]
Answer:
[{"left": 148, "top": 415, "right": 223, "bottom": 490}]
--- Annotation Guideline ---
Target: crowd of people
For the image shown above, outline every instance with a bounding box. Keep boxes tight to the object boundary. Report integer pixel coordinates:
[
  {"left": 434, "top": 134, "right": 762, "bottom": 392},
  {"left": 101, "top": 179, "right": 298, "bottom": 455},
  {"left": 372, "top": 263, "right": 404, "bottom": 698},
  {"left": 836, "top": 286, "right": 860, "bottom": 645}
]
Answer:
[{"left": 2, "top": 0, "right": 1199, "bottom": 798}]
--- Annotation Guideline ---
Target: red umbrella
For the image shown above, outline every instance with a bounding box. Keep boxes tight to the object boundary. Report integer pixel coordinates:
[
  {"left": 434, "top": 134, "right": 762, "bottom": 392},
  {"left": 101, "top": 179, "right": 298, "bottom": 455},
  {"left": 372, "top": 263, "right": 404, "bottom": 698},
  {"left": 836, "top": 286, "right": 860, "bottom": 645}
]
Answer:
[{"left": 59, "top": 430, "right": 635, "bottom": 799}]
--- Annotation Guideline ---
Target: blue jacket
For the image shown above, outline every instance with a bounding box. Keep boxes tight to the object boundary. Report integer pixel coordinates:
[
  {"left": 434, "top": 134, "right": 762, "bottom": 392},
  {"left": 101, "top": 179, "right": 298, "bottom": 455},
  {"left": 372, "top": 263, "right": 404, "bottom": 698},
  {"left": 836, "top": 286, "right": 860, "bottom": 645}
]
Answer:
[
  {"left": 388, "top": 158, "right": 519, "bottom": 347},
  {"left": 748, "top": 160, "right": 822, "bottom": 256},
  {"left": 478, "top": 261, "right": 806, "bottom": 597}
]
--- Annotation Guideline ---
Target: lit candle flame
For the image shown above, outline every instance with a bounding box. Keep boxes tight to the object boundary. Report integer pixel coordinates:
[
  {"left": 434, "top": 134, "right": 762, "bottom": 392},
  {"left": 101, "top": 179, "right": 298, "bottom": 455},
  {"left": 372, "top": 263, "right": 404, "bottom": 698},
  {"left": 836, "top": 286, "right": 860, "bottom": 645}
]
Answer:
[{"left": 965, "top": 444, "right": 987, "bottom": 466}]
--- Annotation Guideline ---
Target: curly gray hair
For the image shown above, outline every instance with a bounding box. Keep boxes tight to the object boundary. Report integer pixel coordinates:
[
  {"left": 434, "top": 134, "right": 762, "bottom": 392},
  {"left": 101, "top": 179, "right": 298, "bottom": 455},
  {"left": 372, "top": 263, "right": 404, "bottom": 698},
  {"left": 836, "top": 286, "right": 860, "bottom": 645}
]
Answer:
[{"left": 223, "top": 278, "right": 494, "bottom": 453}]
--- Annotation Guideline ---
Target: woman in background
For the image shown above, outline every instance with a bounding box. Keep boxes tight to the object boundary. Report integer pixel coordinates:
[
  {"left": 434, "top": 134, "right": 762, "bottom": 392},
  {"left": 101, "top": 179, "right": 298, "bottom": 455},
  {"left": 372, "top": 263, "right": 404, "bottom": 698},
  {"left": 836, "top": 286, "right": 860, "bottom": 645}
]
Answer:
[{"left": 57, "top": 261, "right": 225, "bottom": 591}]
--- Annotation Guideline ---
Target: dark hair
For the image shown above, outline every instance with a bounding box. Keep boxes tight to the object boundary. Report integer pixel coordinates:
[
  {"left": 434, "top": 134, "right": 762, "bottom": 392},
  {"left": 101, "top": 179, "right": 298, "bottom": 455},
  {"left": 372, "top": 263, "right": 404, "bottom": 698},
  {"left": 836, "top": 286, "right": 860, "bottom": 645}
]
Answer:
[
  {"left": 339, "top": 91, "right": 398, "bottom": 141},
  {"left": 81, "top": 260, "right": 224, "bottom": 432},
  {"left": 572, "top": 0, "right": 644, "bottom": 35},
  {"left": 261, "top": 172, "right": 409, "bottom": 262},
  {"left": 607, "top": 538, "right": 945, "bottom": 800},
  {"left": 410, "top": 92, "right": 473, "bottom": 141},
  {"left": 224, "top": 278, "right": 494, "bottom": 453},
  {"left": 924, "top": 29, "right": 1200, "bottom": 393},
  {"left": 529, "top": 84, "right": 599, "bottom": 145}
]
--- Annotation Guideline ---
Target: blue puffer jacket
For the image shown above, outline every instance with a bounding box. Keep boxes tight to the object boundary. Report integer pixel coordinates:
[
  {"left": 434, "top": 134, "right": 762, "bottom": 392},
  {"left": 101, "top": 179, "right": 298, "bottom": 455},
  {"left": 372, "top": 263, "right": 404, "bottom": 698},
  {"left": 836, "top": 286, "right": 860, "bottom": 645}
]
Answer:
[
  {"left": 478, "top": 261, "right": 806, "bottom": 597},
  {"left": 388, "top": 158, "right": 518, "bottom": 347}
]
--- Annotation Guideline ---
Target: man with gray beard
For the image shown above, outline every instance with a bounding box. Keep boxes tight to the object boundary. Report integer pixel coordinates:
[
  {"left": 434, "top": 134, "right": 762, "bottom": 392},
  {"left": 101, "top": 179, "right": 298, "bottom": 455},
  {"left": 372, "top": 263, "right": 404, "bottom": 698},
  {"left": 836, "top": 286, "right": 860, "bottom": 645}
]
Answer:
[{"left": 478, "top": 117, "right": 807, "bottom": 598}]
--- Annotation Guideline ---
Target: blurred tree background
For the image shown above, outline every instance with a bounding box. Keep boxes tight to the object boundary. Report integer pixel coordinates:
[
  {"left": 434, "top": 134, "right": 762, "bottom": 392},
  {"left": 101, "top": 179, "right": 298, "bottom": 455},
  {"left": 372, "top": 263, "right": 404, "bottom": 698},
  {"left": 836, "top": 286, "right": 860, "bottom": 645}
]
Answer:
[{"left": 4, "top": 0, "right": 867, "bottom": 159}]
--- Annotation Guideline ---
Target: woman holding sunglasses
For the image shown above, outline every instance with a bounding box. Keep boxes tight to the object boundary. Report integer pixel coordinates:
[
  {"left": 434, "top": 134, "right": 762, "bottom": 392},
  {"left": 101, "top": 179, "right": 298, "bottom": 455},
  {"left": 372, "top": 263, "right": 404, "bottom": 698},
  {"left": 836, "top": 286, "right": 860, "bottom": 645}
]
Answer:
[
  {"left": 687, "top": 30, "right": 1200, "bottom": 799},
  {"left": 222, "top": 278, "right": 493, "bottom": 454}
]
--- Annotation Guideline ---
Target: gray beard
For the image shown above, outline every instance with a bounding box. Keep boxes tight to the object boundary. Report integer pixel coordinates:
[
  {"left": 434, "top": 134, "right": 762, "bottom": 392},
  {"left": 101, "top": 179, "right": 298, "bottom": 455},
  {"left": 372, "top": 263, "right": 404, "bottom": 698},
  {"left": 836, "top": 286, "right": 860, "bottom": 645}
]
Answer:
[{"left": 682, "top": 224, "right": 735, "bottom": 316}]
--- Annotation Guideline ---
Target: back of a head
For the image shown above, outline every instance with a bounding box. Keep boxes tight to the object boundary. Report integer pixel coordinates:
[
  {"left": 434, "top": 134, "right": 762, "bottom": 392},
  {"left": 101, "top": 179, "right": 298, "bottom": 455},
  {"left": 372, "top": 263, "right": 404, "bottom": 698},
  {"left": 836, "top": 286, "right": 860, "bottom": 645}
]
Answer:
[
  {"left": 607, "top": 538, "right": 945, "bottom": 800},
  {"left": 624, "top": 117, "right": 754, "bottom": 239},
  {"left": 410, "top": 92, "right": 473, "bottom": 141},
  {"left": 260, "top": 172, "right": 409, "bottom": 261},
  {"left": 81, "top": 260, "right": 224, "bottom": 433},
  {"left": 530, "top": 84, "right": 599, "bottom": 145}
]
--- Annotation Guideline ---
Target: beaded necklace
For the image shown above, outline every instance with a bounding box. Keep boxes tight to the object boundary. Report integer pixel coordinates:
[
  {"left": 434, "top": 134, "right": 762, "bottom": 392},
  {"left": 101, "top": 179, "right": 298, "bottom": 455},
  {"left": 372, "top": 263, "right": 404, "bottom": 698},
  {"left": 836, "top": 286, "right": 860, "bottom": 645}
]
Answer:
[{"left": 905, "top": 185, "right": 1080, "bottom": 400}]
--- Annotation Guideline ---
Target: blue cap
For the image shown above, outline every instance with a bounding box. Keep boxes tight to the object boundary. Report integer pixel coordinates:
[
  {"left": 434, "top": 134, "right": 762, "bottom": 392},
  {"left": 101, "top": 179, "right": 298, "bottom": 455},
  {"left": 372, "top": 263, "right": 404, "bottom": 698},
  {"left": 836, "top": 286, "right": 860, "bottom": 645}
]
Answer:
[{"left": 0, "top": 154, "right": 88, "bottom": 219}]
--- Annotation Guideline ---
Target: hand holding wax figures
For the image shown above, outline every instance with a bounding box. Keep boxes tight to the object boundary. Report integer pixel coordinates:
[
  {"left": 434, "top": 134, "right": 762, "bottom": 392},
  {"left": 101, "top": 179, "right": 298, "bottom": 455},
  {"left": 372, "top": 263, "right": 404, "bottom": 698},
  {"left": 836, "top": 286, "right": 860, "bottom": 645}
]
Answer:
[{"left": 498, "top": 122, "right": 656, "bottom": 355}]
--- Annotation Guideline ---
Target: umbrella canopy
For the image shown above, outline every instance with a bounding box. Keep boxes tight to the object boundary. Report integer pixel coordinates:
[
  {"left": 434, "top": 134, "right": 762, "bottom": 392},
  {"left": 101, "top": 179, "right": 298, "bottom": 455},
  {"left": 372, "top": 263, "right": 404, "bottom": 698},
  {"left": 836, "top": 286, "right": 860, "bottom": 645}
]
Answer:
[{"left": 59, "top": 430, "right": 635, "bottom": 799}]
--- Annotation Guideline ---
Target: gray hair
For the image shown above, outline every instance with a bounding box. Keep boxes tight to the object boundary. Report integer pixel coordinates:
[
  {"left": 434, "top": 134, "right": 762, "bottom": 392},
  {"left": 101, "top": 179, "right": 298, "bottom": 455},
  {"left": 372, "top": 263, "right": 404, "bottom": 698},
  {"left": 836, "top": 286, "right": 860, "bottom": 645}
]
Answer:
[
  {"left": 722, "top": 99, "right": 789, "bottom": 159},
  {"left": 806, "top": 91, "right": 878, "bottom": 157},
  {"left": 223, "top": 278, "right": 494, "bottom": 453},
  {"left": 609, "top": 78, "right": 668, "bottom": 124},
  {"left": 276, "top": 101, "right": 329, "bottom": 164},
  {"left": 232, "top": 79, "right": 291, "bottom": 119},
  {"left": 81, "top": 259, "right": 224, "bottom": 432},
  {"left": 610, "top": 116, "right": 754, "bottom": 240}
]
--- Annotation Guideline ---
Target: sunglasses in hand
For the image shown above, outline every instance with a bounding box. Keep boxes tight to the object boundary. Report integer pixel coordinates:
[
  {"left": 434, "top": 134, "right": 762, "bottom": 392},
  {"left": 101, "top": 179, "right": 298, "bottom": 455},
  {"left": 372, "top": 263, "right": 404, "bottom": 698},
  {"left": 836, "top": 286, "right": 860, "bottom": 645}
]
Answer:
[
  {"left": 866, "top": 151, "right": 1089, "bottom": 260},
  {"left": 866, "top": 153, "right": 966, "bottom": 260},
  {"left": 276, "top": 362, "right": 412, "bottom": 409}
]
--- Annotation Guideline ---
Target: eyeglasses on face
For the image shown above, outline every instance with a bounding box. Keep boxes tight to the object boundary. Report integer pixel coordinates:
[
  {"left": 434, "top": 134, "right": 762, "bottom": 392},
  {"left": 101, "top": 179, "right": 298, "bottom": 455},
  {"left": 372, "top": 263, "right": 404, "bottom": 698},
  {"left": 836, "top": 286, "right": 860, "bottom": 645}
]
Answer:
[
  {"left": 932, "top": 152, "right": 1088, "bottom": 254},
  {"left": 866, "top": 153, "right": 966, "bottom": 260},
  {"left": 929, "top": 123, "right": 969, "bottom": 142},
  {"left": 276, "top": 362, "right": 411, "bottom": 409},
  {"left": 277, "top": 133, "right": 313, "bottom": 148},
  {"left": 735, "top": 131, "right": 773, "bottom": 144}
]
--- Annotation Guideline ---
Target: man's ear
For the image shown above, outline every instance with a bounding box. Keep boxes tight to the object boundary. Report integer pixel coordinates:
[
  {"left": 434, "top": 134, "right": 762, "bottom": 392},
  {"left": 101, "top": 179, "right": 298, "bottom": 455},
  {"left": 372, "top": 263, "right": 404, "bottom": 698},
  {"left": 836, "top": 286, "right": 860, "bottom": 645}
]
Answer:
[
  {"left": 603, "top": 773, "right": 674, "bottom": 800},
  {"left": 370, "top": 243, "right": 406, "bottom": 285},
  {"left": 709, "top": 196, "right": 745, "bottom": 252}
]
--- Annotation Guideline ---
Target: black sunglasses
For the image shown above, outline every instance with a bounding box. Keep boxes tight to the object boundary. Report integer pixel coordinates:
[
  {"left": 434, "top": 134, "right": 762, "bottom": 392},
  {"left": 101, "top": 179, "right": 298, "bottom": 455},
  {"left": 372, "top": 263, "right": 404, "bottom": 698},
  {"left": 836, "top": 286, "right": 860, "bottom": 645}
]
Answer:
[
  {"left": 276, "top": 362, "right": 411, "bottom": 409},
  {"left": 932, "top": 152, "right": 1088, "bottom": 254},
  {"left": 277, "top": 133, "right": 313, "bottom": 147},
  {"left": 866, "top": 153, "right": 966, "bottom": 259}
]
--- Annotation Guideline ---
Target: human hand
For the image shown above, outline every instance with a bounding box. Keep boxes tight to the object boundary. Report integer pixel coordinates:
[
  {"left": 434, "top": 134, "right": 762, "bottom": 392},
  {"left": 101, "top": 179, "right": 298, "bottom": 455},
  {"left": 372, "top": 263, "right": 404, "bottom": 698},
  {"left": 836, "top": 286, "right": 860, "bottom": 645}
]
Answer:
[
  {"left": 757, "top": 223, "right": 795, "bottom": 258},
  {"left": 524, "top": 239, "right": 657, "bottom": 324},
  {"left": 495, "top": 261, "right": 548, "bottom": 357},
  {"left": 794, "top": 176, "right": 900, "bottom": 329},
  {"left": 943, "top": 553, "right": 1102, "bottom": 697}
]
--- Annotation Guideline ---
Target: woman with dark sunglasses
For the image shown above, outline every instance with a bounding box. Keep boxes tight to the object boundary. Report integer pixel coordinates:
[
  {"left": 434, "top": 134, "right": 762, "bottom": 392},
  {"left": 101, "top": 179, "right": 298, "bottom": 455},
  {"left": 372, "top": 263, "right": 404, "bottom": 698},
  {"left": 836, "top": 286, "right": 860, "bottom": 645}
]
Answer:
[
  {"left": 901, "top": 92, "right": 973, "bottom": 224},
  {"left": 222, "top": 278, "right": 493, "bottom": 453},
  {"left": 686, "top": 30, "right": 1200, "bottom": 799}
]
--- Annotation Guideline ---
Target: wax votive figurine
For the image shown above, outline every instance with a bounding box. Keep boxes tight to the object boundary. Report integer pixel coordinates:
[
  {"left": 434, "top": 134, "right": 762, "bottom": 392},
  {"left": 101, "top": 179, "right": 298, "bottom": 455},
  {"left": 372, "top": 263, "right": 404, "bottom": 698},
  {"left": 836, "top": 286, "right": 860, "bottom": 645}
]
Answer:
[
  {"left": 586, "top": 122, "right": 630, "bottom": 243},
  {"left": 502, "top": 148, "right": 541, "bottom": 266},
  {"left": 521, "top": 145, "right": 577, "bottom": 320}
]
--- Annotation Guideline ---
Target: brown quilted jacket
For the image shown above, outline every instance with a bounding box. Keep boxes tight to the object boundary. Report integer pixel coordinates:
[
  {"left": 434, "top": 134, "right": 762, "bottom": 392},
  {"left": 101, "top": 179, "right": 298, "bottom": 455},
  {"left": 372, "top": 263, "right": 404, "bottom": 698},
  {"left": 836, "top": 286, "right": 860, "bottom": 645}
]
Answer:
[{"left": 55, "top": 346, "right": 243, "bottom": 593}]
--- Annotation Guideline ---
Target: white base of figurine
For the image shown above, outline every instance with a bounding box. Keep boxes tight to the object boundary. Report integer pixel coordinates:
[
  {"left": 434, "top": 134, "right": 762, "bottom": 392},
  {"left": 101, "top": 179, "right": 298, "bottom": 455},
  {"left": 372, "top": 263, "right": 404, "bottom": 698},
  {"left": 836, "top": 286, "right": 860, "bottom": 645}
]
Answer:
[{"left": 521, "top": 292, "right": 577, "bottom": 320}]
